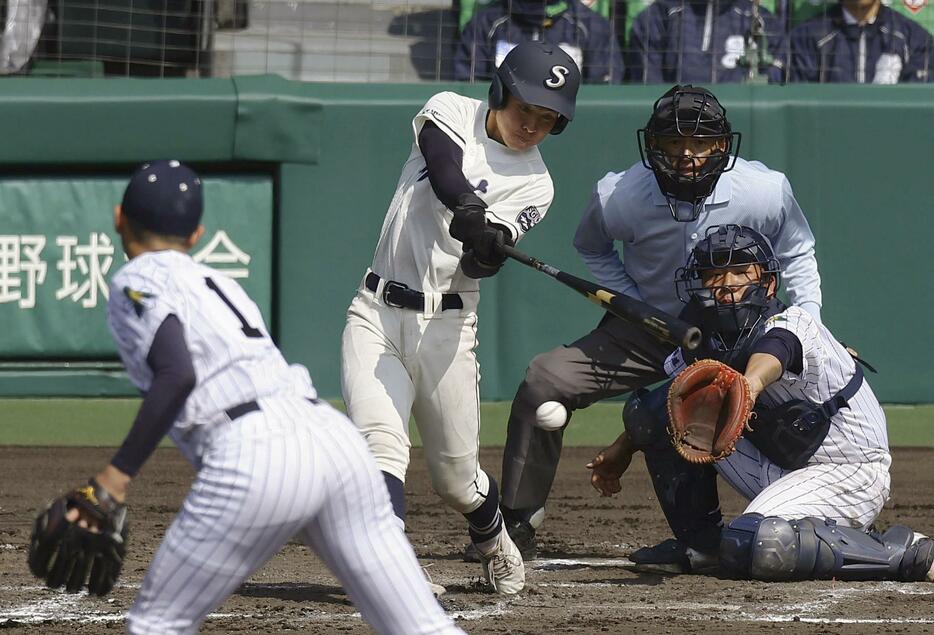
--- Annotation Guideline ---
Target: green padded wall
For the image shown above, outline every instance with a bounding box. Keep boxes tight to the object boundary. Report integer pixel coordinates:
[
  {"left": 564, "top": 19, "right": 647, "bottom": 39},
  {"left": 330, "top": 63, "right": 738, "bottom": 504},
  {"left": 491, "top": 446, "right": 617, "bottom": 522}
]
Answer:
[{"left": 0, "top": 78, "right": 930, "bottom": 403}]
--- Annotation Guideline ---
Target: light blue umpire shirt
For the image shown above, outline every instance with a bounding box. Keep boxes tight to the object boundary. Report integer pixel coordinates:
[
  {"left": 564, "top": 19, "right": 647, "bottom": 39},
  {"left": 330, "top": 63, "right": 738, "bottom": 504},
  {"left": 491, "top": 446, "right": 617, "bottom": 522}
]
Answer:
[{"left": 573, "top": 157, "right": 822, "bottom": 321}]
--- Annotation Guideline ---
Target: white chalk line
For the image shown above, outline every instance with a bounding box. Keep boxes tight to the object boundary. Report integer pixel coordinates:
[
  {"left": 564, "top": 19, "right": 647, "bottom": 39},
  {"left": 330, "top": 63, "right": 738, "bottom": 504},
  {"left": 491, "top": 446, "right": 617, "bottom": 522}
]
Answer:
[
  {"left": 531, "top": 557, "right": 635, "bottom": 571},
  {"left": 3, "top": 559, "right": 934, "bottom": 626}
]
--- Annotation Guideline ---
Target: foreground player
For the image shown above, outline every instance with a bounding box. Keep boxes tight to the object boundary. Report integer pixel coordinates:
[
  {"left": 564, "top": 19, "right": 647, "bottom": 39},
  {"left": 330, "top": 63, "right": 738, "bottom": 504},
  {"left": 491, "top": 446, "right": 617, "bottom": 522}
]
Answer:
[
  {"left": 28, "top": 161, "right": 464, "bottom": 634},
  {"left": 589, "top": 225, "right": 934, "bottom": 582},
  {"left": 486, "top": 84, "right": 822, "bottom": 561},
  {"left": 341, "top": 41, "right": 580, "bottom": 593}
]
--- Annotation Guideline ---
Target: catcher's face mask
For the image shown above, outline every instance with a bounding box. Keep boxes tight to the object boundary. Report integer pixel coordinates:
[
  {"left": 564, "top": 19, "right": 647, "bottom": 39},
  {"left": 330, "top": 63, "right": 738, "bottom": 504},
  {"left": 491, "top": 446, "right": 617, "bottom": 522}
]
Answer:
[
  {"left": 675, "top": 224, "right": 782, "bottom": 353},
  {"left": 637, "top": 85, "right": 741, "bottom": 222}
]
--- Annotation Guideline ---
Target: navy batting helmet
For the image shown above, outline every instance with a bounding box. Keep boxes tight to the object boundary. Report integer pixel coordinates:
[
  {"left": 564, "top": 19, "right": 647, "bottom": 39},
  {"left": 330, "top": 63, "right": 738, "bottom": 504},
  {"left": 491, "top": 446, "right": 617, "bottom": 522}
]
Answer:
[
  {"left": 489, "top": 40, "right": 581, "bottom": 135},
  {"left": 676, "top": 224, "right": 781, "bottom": 356},
  {"left": 121, "top": 160, "right": 203, "bottom": 237},
  {"left": 638, "top": 85, "right": 741, "bottom": 221}
]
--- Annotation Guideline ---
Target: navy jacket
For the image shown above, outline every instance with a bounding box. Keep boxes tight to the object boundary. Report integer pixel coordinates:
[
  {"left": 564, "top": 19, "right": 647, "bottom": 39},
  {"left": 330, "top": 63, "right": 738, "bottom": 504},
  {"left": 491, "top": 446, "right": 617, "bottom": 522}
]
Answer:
[
  {"left": 627, "top": 0, "right": 786, "bottom": 83},
  {"left": 789, "top": 4, "right": 933, "bottom": 83},
  {"left": 455, "top": 0, "right": 624, "bottom": 83}
]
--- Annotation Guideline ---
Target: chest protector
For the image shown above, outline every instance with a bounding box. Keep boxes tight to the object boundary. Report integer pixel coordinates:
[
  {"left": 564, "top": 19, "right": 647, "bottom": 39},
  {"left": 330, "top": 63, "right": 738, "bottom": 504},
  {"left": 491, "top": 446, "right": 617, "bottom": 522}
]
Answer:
[{"left": 745, "top": 364, "right": 864, "bottom": 470}]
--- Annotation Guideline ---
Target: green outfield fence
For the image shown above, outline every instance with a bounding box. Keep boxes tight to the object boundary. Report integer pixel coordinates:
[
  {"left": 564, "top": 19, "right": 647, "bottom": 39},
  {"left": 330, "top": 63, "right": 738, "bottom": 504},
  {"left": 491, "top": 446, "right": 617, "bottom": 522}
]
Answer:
[{"left": 0, "top": 78, "right": 932, "bottom": 403}]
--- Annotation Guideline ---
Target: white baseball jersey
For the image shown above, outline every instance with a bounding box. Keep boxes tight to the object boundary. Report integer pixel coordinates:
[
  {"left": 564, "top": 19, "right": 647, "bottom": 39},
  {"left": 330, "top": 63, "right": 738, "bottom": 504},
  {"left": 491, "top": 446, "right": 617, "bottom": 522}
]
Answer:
[
  {"left": 108, "top": 250, "right": 462, "bottom": 635},
  {"left": 665, "top": 306, "right": 891, "bottom": 528},
  {"left": 369, "top": 91, "right": 554, "bottom": 293},
  {"left": 108, "top": 250, "right": 316, "bottom": 435}
]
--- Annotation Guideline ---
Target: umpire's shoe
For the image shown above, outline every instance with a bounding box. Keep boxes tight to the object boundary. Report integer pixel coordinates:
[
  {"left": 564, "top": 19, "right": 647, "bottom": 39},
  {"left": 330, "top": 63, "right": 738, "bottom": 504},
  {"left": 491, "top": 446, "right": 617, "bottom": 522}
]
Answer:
[
  {"left": 477, "top": 529, "right": 526, "bottom": 594},
  {"left": 630, "top": 538, "right": 718, "bottom": 575},
  {"left": 464, "top": 518, "right": 537, "bottom": 563}
]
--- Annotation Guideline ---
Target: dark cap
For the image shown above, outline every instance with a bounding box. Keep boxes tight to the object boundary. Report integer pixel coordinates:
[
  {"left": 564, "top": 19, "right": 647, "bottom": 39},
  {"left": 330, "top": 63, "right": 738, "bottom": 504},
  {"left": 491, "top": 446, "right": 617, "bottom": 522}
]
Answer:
[{"left": 121, "top": 160, "right": 203, "bottom": 237}]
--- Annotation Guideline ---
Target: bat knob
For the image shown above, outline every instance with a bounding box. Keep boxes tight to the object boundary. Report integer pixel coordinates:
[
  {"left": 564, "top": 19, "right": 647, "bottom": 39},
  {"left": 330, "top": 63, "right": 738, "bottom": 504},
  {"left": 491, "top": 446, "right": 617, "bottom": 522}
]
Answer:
[{"left": 683, "top": 327, "right": 703, "bottom": 351}]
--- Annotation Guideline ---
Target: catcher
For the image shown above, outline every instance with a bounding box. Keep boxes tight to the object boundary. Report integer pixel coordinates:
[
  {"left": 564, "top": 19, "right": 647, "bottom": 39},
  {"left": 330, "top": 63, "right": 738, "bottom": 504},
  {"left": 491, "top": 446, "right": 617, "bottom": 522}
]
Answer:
[{"left": 588, "top": 224, "right": 934, "bottom": 582}]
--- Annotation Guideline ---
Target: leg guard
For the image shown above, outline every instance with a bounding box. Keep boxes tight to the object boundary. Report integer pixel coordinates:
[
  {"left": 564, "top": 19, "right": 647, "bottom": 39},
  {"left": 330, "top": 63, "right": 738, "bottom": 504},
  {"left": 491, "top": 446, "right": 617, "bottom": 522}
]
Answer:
[
  {"left": 899, "top": 534, "right": 934, "bottom": 582},
  {"left": 622, "top": 383, "right": 671, "bottom": 452},
  {"left": 721, "top": 514, "right": 920, "bottom": 581},
  {"left": 626, "top": 383, "right": 723, "bottom": 554}
]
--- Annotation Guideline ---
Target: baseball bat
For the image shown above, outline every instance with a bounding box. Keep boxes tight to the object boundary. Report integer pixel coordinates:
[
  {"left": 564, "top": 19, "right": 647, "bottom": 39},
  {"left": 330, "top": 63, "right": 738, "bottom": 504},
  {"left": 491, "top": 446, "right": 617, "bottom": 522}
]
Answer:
[{"left": 501, "top": 244, "right": 702, "bottom": 351}]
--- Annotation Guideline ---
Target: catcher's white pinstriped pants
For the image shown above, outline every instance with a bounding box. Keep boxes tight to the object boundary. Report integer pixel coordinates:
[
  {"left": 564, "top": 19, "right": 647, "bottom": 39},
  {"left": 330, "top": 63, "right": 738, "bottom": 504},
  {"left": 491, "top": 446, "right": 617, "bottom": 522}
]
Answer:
[
  {"left": 127, "top": 396, "right": 462, "bottom": 635},
  {"left": 716, "top": 437, "right": 892, "bottom": 529}
]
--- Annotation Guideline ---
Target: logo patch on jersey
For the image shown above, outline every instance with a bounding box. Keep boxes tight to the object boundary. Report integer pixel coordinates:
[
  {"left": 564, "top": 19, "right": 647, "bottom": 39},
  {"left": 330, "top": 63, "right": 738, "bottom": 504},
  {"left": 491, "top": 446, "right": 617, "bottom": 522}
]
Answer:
[
  {"left": 124, "top": 287, "right": 154, "bottom": 317},
  {"left": 517, "top": 205, "right": 542, "bottom": 232},
  {"left": 472, "top": 179, "right": 489, "bottom": 194},
  {"left": 545, "top": 66, "right": 570, "bottom": 89}
]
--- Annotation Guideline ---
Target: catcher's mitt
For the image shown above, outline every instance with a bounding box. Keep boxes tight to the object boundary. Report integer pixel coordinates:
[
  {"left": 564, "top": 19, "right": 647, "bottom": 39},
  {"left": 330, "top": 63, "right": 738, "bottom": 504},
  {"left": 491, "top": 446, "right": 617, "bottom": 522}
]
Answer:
[
  {"left": 667, "top": 359, "right": 753, "bottom": 463},
  {"left": 28, "top": 479, "right": 129, "bottom": 596}
]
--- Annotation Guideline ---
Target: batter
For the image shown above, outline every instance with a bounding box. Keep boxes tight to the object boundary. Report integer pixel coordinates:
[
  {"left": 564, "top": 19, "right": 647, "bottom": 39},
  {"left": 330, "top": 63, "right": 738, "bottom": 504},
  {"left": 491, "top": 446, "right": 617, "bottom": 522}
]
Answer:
[{"left": 340, "top": 41, "right": 581, "bottom": 594}]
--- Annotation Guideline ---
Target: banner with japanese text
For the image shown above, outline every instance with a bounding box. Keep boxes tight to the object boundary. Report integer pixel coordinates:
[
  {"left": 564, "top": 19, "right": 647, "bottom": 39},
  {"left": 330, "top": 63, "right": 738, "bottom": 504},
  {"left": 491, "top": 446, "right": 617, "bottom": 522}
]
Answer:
[{"left": 0, "top": 175, "right": 273, "bottom": 357}]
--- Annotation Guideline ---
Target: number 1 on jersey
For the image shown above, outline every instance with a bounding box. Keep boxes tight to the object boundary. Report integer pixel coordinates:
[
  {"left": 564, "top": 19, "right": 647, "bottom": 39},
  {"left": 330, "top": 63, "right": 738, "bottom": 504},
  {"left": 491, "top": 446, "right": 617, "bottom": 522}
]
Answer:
[{"left": 205, "top": 277, "right": 264, "bottom": 338}]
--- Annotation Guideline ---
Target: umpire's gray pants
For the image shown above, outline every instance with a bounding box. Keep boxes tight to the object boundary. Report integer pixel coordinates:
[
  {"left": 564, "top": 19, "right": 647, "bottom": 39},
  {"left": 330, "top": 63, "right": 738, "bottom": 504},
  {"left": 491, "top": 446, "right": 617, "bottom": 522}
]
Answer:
[{"left": 500, "top": 313, "right": 673, "bottom": 515}]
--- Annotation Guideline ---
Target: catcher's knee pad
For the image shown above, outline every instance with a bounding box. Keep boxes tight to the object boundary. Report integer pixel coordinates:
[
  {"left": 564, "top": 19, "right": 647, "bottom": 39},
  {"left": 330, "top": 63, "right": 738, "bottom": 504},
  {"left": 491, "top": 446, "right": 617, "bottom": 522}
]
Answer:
[
  {"left": 623, "top": 382, "right": 672, "bottom": 451},
  {"left": 719, "top": 512, "right": 766, "bottom": 578},
  {"left": 723, "top": 515, "right": 911, "bottom": 581}
]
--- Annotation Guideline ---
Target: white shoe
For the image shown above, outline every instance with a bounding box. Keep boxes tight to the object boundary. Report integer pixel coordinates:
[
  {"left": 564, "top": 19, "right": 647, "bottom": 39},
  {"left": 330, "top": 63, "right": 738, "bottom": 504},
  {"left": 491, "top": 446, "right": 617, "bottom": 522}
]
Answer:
[
  {"left": 422, "top": 565, "right": 446, "bottom": 598},
  {"left": 477, "top": 529, "right": 526, "bottom": 594}
]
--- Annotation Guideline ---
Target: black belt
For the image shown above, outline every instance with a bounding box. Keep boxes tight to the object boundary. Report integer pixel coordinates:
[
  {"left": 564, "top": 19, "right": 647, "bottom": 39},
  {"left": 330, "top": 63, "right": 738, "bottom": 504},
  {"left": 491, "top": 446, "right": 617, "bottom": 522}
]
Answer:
[
  {"left": 226, "top": 400, "right": 260, "bottom": 420},
  {"left": 225, "top": 397, "right": 320, "bottom": 421},
  {"left": 365, "top": 272, "right": 463, "bottom": 311}
]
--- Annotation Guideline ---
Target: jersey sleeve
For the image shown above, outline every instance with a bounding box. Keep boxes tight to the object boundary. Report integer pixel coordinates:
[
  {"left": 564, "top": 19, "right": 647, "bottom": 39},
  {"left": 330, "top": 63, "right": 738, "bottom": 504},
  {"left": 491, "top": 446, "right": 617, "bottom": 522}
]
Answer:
[
  {"left": 484, "top": 171, "right": 554, "bottom": 244},
  {"left": 769, "top": 175, "right": 822, "bottom": 320},
  {"left": 573, "top": 171, "right": 642, "bottom": 297},
  {"left": 412, "top": 92, "right": 475, "bottom": 152},
  {"left": 762, "top": 306, "right": 823, "bottom": 385},
  {"left": 107, "top": 264, "right": 186, "bottom": 392}
]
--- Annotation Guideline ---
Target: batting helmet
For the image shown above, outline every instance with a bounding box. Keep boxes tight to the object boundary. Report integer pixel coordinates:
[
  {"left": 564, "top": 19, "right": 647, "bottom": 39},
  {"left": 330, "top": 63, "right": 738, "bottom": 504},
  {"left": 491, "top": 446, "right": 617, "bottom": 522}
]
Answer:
[
  {"left": 121, "top": 160, "right": 203, "bottom": 237},
  {"left": 489, "top": 40, "right": 581, "bottom": 135},
  {"left": 675, "top": 224, "right": 781, "bottom": 355},
  {"left": 637, "top": 85, "right": 741, "bottom": 221}
]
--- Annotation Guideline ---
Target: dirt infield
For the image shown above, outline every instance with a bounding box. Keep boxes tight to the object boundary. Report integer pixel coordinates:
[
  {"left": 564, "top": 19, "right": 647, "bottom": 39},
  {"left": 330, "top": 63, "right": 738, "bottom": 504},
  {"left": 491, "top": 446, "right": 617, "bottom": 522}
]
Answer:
[{"left": 2, "top": 446, "right": 934, "bottom": 633}]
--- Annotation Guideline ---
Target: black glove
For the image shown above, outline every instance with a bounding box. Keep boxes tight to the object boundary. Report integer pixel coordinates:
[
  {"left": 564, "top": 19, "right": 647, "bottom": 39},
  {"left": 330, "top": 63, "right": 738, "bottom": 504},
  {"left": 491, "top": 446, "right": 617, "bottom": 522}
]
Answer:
[
  {"left": 460, "top": 250, "right": 504, "bottom": 279},
  {"left": 460, "top": 224, "right": 508, "bottom": 279},
  {"left": 473, "top": 224, "right": 507, "bottom": 266},
  {"left": 449, "top": 192, "right": 487, "bottom": 246},
  {"left": 28, "top": 478, "right": 129, "bottom": 596}
]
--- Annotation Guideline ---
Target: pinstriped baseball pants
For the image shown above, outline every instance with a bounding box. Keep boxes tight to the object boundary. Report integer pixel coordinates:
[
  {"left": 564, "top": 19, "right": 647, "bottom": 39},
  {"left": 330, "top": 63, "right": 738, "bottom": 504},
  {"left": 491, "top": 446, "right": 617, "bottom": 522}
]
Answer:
[
  {"left": 127, "top": 397, "right": 462, "bottom": 635},
  {"left": 716, "top": 438, "right": 892, "bottom": 529}
]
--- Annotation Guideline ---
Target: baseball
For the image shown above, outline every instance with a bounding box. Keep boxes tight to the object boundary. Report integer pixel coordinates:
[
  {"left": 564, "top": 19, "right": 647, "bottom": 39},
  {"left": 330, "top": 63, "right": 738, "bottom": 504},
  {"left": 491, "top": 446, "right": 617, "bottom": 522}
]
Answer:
[{"left": 535, "top": 401, "right": 568, "bottom": 431}]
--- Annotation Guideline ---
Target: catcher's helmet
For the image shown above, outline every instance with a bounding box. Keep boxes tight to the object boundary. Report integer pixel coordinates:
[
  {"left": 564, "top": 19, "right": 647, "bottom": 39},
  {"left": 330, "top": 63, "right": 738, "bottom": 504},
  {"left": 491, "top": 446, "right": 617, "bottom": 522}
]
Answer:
[
  {"left": 676, "top": 224, "right": 781, "bottom": 355},
  {"left": 489, "top": 40, "right": 581, "bottom": 135},
  {"left": 121, "top": 160, "right": 203, "bottom": 237},
  {"left": 638, "top": 85, "right": 741, "bottom": 221}
]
